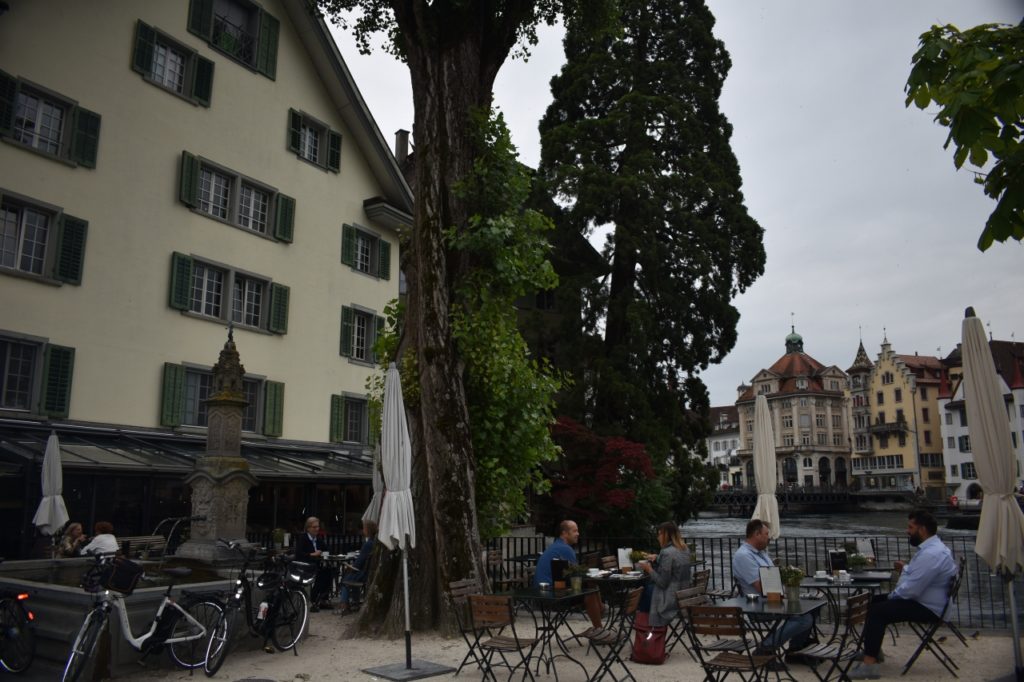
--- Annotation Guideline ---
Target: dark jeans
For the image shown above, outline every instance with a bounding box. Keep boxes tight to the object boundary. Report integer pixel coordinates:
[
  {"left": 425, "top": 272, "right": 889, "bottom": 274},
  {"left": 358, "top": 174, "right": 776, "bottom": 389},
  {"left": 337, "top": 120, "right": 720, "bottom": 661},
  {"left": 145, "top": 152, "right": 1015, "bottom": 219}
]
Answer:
[{"left": 862, "top": 594, "right": 938, "bottom": 657}]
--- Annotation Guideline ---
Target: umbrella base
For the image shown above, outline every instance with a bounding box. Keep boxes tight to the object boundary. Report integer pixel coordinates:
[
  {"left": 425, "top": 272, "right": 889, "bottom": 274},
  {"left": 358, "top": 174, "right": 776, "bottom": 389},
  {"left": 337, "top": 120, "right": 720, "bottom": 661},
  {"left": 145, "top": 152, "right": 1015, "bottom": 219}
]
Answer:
[{"left": 362, "top": 659, "right": 455, "bottom": 680}]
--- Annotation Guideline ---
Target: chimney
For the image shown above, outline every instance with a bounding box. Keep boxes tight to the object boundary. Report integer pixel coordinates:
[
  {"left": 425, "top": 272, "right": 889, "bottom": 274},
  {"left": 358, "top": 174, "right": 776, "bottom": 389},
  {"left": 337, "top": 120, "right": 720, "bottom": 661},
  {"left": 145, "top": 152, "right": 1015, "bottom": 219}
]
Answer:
[{"left": 394, "top": 129, "right": 409, "bottom": 165}]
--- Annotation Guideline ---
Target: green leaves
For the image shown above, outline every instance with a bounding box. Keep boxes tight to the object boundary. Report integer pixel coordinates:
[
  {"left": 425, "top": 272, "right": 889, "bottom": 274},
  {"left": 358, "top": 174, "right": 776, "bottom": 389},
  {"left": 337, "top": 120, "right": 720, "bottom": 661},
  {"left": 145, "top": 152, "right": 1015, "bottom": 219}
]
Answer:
[{"left": 905, "top": 21, "right": 1024, "bottom": 250}]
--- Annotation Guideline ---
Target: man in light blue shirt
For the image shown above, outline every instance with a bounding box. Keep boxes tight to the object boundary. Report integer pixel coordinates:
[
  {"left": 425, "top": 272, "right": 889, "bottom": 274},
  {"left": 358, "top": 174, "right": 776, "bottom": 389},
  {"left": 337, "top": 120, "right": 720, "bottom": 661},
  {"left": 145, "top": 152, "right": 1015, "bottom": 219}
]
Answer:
[
  {"left": 732, "top": 519, "right": 814, "bottom": 655},
  {"left": 850, "top": 510, "right": 957, "bottom": 679}
]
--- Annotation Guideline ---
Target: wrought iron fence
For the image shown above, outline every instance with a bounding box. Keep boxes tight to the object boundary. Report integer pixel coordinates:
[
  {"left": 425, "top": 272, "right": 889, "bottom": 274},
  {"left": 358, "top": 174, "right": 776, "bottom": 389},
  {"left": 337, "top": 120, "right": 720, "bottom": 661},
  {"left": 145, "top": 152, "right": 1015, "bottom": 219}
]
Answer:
[{"left": 487, "top": 533, "right": 1023, "bottom": 630}]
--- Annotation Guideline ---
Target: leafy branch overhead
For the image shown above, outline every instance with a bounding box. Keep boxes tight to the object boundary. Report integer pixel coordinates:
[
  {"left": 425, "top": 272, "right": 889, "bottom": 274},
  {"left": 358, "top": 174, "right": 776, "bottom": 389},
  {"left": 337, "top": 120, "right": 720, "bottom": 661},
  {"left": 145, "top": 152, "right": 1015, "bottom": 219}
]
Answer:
[{"left": 905, "top": 22, "right": 1024, "bottom": 250}]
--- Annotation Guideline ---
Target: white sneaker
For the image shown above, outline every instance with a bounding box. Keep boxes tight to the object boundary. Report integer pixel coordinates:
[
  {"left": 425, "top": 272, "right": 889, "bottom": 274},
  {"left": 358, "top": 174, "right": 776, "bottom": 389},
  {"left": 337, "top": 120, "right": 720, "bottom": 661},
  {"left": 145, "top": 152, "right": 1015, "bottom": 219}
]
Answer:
[{"left": 848, "top": 661, "right": 881, "bottom": 679}]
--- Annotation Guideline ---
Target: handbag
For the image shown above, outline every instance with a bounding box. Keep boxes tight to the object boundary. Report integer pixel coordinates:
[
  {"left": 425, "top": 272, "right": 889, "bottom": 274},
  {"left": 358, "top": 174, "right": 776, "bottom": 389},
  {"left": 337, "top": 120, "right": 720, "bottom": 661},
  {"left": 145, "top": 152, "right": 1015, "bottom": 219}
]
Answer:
[{"left": 630, "top": 611, "right": 668, "bottom": 665}]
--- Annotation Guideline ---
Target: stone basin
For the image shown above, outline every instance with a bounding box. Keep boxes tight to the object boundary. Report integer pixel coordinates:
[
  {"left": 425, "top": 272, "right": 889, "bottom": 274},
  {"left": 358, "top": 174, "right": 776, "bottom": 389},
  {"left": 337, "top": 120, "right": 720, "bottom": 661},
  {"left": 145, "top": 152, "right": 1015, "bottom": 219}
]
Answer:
[{"left": 0, "top": 556, "right": 233, "bottom": 678}]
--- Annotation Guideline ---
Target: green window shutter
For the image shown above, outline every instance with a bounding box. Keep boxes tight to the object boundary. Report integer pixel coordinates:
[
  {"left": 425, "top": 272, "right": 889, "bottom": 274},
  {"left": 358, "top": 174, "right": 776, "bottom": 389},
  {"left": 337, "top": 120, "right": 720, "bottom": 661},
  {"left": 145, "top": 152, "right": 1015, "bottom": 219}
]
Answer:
[
  {"left": 160, "top": 362, "right": 186, "bottom": 427},
  {"left": 263, "top": 381, "right": 284, "bottom": 437},
  {"left": 54, "top": 214, "right": 88, "bottom": 284},
  {"left": 329, "top": 394, "right": 344, "bottom": 442},
  {"left": 340, "top": 306, "right": 354, "bottom": 357},
  {"left": 377, "top": 239, "right": 391, "bottom": 280},
  {"left": 132, "top": 21, "right": 157, "bottom": 75},
  {"left": 71, "top": 107, "right": 101, "bottom": 168},
  {"left": 192, "top": 55, "right": 214, "bottom": 106},
  {"left": 369, "top": 315, "right": 385, "bottom": 364},
  {"left": 341, "top": 224, "right": 355, "bottom": 266},
  {"left": 327, "top": 130, "right": 342, "bottom": 172},
  {"left": 287, "top": 109, "right": 302, "bottom": 154},
  {"left": 178, "top": 150, "right": 199, "bottom": 207},
  {"left": 169, "top": 252, "right": 194, "bottom": 310},
  {"left": 187, "top": 0, "right": 214, "bottom": 40},
  {"left": 0, "top": 69, "right": 17, "bottom": 137},
  {"left": 40, "top": 345, "right": 75, "bottom": 418},
  {"left": 268, "top": 283, "right": 289, "bottom": 334},
  {"left": 255, "top": 10, "right": 279, "bottom": 79},
  {"left": 274, "top": 194, "right": 295, "bottom": 243}
]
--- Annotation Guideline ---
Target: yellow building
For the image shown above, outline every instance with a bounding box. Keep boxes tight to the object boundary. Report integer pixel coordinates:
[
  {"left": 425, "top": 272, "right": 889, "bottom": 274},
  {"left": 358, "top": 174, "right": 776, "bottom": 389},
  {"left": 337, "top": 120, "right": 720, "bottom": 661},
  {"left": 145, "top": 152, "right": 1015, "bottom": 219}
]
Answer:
[
  {"left": 0, "top": 0, "right": 412, "bottom": 555},
  {"left": 853, "top": 338, "right": 944, "bottom": 498}
]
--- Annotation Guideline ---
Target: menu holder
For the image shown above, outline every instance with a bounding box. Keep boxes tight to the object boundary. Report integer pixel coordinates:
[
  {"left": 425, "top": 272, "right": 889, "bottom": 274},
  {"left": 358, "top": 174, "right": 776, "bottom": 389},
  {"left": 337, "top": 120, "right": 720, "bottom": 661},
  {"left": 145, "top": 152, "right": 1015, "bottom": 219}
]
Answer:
[
  {"left": 551, "top": 558, "right": 567, "bottom": 589},
  {"left": 617, "top": 547, "right": 633, "bottom": 570},
  {"left": 828, "top": 549, "right": 847, "bottom": 573},
  {"left": 759, "top": 565, "right": 783, "bottom": 601}
]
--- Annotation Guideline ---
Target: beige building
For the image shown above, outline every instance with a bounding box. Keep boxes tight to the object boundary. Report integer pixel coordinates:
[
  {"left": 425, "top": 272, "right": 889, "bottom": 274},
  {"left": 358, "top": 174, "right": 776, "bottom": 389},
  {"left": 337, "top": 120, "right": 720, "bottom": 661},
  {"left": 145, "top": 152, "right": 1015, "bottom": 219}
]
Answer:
[
  {"left": 736, "top": 328, "right": 852, "bottom": 489},
  {"left": 0, "top": 0, "right": 412, "bottom": 556},
  {"left": 851, "top": 339, "right": 944, "bottom": 498}
]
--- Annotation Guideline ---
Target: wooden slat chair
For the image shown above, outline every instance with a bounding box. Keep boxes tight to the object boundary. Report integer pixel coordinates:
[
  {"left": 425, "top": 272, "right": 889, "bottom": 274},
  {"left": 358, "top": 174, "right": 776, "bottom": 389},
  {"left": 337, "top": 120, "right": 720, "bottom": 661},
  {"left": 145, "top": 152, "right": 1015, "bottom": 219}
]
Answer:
[
  {"left": 581, "top": 586, "right": 644, "bottom": 682},
  {"left": 902, "top": 556, "right": 967, "bottom": 677},
  {"left": 601, "top": 555, "right": 619, "bottom": 570},
  {"left": 693, "top": 568, "right": 711, "bottom": 594},
  {"left": 580, "top": 550, "right": 602, "bottom": 569},
  {"left": 705, "top": 575, "right": 739, "bottom": 602},
  {"left": 668, "top": 587, "right": 746, "bottom": 661},
  {"left": 448, "top": 576, "right": 494, "bottom": 676},
  {"left": 685, "top": 605, "right": 775, "bottom": 682},
  {"left": 117, "top": 535, "right": 167, "bottom": 558},
  {"left": 486, "top": 549, "right": 526, "bottom": 592},
  {"left": 792, "top": 590, "right": 871, "bottom": 682},
  {"left": 468, "top": 594, "right": 539, "bottom": 682}
]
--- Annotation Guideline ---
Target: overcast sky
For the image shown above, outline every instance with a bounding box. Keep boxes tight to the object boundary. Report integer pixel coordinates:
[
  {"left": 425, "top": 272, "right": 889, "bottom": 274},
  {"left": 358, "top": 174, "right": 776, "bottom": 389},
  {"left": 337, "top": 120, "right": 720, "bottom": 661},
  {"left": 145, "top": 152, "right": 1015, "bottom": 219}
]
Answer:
[{"left": 330, "top": 1, "right": 1024, "bottom": 407}]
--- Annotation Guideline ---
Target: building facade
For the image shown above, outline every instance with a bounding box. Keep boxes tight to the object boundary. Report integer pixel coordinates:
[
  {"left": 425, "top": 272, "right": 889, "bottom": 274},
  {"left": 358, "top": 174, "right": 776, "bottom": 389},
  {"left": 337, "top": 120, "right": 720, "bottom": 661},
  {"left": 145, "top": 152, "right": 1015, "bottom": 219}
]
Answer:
[
  {"left": 706, "top": 405, "right": 739, "bottom": 488},
  {"left": 736, "top": 329, "right": 852, "bottom": 490},
  {"left": 0, "top": 0, "right": 412, "bottom": 557}
]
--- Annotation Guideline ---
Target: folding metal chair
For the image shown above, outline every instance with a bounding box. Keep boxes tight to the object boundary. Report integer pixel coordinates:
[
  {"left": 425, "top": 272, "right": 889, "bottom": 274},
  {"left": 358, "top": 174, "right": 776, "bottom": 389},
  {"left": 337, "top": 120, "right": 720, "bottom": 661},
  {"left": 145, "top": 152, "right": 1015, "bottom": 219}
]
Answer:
[
  {"left": 792, "top": 590, "right": 871, "bottom": 682},
  {"left": 449, "top": 577, "right": 488, "bottom": 675},
  {"left": 667, "top": 586, "right": 745, "bottom": 661},
  {"left": 468, "top": 594, "right": 539, "bottom": 682},
  {"left": 686, "top": 605, "right": 775, "bottom": 682},
  {"left": 582, "top": 586, "right": 644, "bottom": 682},
  {"left": 901, "top": 556, "right": 966, "bottom": 677}
]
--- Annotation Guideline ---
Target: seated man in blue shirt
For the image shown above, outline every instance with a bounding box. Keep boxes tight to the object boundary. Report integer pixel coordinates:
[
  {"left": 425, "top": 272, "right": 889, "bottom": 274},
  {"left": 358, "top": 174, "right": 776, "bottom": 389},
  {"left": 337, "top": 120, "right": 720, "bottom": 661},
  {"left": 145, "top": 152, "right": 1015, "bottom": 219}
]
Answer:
[
  {"left": 732, "top": 519, "right": 814, "bottom": 656},
  {"left": 850, "top": 510, "right": 957, "bottom": 680},
  {"left": 533, "top": 520, "right": 603, "bottom": 630}
]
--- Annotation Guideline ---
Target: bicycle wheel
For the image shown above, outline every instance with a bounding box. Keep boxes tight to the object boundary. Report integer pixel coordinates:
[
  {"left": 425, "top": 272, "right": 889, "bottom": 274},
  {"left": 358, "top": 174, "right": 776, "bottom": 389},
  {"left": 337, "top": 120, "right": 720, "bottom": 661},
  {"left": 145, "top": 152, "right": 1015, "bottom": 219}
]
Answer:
[
  {"left": 0, "top": 598, "right": 34, "bottom": 673},
  {"left": 203, "top": 606, "right": 237, "bottom": 677},
  {"left": 62, "top": 609, "right": 105, "bottom": 682},
  {"left": 167, "top": 596, "right": 223, "bottom": 669},
  {"left": 270, "top": 588, "right": 308, "bottom": 651}
]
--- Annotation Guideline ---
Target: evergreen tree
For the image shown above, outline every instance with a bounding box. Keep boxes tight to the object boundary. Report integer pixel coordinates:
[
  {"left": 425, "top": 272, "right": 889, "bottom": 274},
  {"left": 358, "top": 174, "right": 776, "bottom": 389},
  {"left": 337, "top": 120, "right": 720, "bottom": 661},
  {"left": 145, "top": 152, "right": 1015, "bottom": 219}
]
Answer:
[{"left": 539, "top": 0, "right": 765, "bottom": 521}]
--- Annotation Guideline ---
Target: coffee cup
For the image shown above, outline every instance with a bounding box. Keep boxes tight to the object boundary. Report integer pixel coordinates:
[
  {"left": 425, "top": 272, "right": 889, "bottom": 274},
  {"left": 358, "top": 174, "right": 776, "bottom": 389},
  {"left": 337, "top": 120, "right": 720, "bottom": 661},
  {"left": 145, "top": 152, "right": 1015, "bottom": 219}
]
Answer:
[
  {"left": 322, "top": 551, "right": 329, "bottom": 559},
  {"left": 815, "top": 570, "right": 827, "bottom": 578}
]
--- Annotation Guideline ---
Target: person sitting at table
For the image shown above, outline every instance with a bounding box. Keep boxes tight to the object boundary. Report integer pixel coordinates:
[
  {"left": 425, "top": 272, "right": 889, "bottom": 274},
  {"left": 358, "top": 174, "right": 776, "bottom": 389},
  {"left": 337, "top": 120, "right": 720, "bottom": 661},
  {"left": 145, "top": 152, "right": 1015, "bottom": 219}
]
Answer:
[
  {"left": 533, "top": 519, "right": 603, "bottom": 631},
  {"left": 59, "top": 521, "right": 88, "bottom": 557},
  {"left": 637, "top": 521, "right": 692, "bottom": 627},
  {"left": 849, "top": 510, "right": 956, "bottom": 680},
  {"left": 295, "top": 516, "right": 332, "bottom": 611},
  {"left": 732, "top": 519, "right": 813, "bottom": 656},
  {"left": 79, "top": 521, "right": 119, "bottom": 556},
  {"left": 338, "top": 520, "right": 377, "bottom": 614}
]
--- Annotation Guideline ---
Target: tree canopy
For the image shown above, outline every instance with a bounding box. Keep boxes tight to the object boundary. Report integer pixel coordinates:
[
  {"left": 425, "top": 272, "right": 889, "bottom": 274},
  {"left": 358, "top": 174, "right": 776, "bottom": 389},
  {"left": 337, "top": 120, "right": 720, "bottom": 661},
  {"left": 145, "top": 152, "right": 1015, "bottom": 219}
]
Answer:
[
  {"left": 539, "top": 0, "right": 764, "bottom": 523},
  {"left": 906, "top": 21, "right": 1024, "bottom": 250}
]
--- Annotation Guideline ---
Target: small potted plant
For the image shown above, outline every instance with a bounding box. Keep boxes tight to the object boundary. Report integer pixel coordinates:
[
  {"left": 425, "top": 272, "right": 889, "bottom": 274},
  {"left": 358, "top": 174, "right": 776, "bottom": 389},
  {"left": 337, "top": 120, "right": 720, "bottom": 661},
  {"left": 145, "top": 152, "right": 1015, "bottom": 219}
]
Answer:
[
  {"left": 779, "top": 565, "right": 806, "bottom": 601},
  {"left": 565, "top": 564, "right": 588, "bottom": 592},
  {"left": 629, "top": 549, "right": 650, "bottom": 568},
  {"left": 847, "top": 552, "right": 869, "bottom": 572}
]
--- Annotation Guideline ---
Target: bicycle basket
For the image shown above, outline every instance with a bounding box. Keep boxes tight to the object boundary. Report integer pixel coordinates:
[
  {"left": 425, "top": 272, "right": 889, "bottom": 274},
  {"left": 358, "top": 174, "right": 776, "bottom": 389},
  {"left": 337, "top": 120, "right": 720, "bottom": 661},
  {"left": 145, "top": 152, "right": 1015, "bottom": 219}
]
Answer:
[
  {"left": 103, "top": 557, "right": 145, "bottom": 595},
  {"left": 287, "top": 561, "right": 317, "bottom": 586}
]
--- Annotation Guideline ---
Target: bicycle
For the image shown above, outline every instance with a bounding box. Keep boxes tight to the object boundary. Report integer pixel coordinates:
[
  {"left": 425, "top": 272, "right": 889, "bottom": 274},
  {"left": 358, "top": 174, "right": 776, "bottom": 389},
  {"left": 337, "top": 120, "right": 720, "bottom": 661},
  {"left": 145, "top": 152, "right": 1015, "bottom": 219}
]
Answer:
[
  {"left": 204, "top": 540, "right": 312, "bottom": 677},
  {"left": 61, "top": 554, "right": 223, "bottom": 682},
  {"left": 0, "top": 586, "right": 34, "bottom": 673}
]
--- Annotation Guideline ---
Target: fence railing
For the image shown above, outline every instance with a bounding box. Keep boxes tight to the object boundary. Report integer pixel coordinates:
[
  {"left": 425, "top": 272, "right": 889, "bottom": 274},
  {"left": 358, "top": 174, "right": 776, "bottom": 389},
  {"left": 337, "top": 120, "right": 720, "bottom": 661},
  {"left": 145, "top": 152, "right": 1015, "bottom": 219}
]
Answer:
[{"left": 487, "top": 534, "right": 1023, "bottom": 630}]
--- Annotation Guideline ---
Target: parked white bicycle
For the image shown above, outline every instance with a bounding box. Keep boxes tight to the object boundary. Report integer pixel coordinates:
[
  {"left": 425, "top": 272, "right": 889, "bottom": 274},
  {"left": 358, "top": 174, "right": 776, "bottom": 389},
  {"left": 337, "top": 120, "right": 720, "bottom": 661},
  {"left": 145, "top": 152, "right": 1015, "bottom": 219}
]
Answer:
[{"left": 61, "top": 554, "right": 222, "bottom": 682}]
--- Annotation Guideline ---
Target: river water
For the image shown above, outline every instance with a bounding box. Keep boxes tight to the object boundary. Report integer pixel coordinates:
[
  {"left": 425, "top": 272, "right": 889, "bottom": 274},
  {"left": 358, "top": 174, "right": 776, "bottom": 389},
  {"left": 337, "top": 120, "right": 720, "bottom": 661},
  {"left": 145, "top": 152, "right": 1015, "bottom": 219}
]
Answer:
[{"left": 682, "top": 510, "right": 978, "bottom": 539}]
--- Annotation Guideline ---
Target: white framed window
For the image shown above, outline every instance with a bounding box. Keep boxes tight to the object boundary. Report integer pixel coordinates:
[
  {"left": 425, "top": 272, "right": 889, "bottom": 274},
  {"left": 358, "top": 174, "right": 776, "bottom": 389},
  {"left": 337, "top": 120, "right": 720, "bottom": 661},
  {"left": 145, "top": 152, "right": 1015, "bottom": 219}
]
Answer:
[
  {"left": 355, "top": 231, "right": 373, "bottom": 273},
  {"left": 288, "top": 109, "right": 341, "bottom": 171},
  {"left": 817, "top": 433, "right": 827, "bottom": 445},
  {"left": 947, "top": 436, "right": 955, "bottom": 449},
  {"left": 784, "top": 435, "right": 794, "bottom": 447},
  {"left": 340, "top": 305, "right": 384, "bottom": 364},
  {"left": 179, "top": 152, "right": 294, "bottom": 242},
  {"left": 833, "top": 434, "right": 842, "bottom": 446},
  {"left": 801, "top": 433, "right": 811, "bottom": 445},
  {"left": 14, "top": 90, "right": 64, "bottom": 155},
  {"left": 0, "top": 190, "right": 88, "bottom": 285},
  {"left": 1, "top": 201, "right": 49, "bottom": 275},
  {"left": 782, "top": 415, "right": 793, "bottom": 428},
  {"left": 0, "top": 337, "right": 37, "bottom": 410},
  {"left": 181, "top": 367, "right": 263, "bottom": 431},
  {"left": 815, "top": 414, "right": 825, "bottom": 427},
  {"left": 1, "top": 73, "right": 101, "bottom": 168},
  {"left": 171, "top": 253, "right": 289, "bottom": 334},
  {"left": 132, "top": 21, "right": 214, "bottom": 106},
  {"left": 330, "top": 394, "right": 370, "bottom": 444},
  {"left": 832, "top": 414, "right": 841, "bottom": 428},
  {"left": 0, "top": 333, "right": 74, "bottom": 417},
  {"left": 152, "top": 43, "right": 187, "bottom": 93},
  {"left": 341, "top": 224, "right": 391, "bottom": 280},
  {"left": 961, "top": 462, "right": 977, "bottom": 479}
]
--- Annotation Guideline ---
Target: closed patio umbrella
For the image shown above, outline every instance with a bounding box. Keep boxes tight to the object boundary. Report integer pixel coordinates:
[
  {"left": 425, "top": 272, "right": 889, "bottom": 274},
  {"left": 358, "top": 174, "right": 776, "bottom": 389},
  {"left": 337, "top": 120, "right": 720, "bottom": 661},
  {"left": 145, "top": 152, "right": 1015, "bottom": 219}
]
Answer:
[
  {"left": 962, "top": 307, "right": 1024, "bottom": 682},
  {"left": 751, "top": 394, "right": 781, "bottom": 539},
  {"left": 361, "top": 443, "right": 384, "bottom": 525},
  {"left": 364, "top": 363, "right": 452, "bottom": 680},
  {"left": 32, "top": 432, "right": 70, "bottom": 539}
]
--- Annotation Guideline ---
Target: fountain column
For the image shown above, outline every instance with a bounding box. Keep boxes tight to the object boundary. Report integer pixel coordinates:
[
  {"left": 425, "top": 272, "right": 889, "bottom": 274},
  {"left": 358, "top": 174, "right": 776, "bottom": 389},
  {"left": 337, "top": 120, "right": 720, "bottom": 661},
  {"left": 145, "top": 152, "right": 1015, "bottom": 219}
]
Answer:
[{"left": 176, "top": 329, "right": 258, "bottom": 561}]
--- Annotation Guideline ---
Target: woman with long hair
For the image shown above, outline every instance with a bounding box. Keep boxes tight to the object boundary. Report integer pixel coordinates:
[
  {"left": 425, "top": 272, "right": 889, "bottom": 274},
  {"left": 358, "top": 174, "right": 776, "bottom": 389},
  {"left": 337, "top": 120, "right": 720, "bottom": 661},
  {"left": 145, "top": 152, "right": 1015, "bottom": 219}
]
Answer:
[{"left": 638, "top": 521, "right": 692, "bottom": 627}]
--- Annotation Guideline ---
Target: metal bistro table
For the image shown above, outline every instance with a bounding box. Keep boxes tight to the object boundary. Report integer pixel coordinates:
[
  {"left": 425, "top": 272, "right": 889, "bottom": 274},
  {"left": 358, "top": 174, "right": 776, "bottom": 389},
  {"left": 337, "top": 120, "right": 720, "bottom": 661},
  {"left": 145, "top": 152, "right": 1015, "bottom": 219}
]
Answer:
[
  {"left": 718, "top": 595, "right": 828, "bottom": 681},
  {"left": 509, "top": 585, "right": 599, "bottom": 682},
  {"left": 800, "top": 571, "right": 891, "bottom": 639},
  {"left": 584, "top": 571, "right": 647, "bottom": 627}
]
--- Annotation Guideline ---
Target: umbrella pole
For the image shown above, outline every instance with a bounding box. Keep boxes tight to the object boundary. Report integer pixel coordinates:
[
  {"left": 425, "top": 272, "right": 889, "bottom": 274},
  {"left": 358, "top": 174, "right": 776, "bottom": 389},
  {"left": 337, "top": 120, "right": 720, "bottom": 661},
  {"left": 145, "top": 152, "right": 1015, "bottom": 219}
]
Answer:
[
  {"left": 403, "top": 551, "right": 412, "bottom": 670},
  {"left": 1009, "top": 575, "right": 1024, "bottom": 682}
]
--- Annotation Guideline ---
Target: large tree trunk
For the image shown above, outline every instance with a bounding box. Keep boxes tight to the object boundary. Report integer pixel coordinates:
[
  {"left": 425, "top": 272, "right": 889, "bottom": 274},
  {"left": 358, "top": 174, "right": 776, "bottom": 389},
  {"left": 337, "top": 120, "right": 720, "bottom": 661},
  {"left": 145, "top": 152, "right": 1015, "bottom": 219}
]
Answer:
[{"left": 357, "top": 2, "right": 526, "bottom": 635}]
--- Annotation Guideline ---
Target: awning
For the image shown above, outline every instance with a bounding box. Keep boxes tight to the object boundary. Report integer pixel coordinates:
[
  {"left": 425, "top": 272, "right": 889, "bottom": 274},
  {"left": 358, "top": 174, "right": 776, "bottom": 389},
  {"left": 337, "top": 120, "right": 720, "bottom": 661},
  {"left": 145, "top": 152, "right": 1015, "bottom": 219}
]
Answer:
[{"left": 0, "top": 419, "right": 372, "bottom": 481}]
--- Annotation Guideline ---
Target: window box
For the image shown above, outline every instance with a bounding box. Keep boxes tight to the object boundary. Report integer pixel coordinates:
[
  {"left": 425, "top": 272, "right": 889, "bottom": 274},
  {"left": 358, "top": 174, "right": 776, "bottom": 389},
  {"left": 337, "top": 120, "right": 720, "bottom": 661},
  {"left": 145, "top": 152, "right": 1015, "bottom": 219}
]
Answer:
[
  {"left": 0, "top": 70, "right": 100, "bottom": 167},
  {"left": 169, "top": 252, "right": 289, "bottom": 334},
  {"left": 132, "top": 21, "right": 214, "bottom": 106}
]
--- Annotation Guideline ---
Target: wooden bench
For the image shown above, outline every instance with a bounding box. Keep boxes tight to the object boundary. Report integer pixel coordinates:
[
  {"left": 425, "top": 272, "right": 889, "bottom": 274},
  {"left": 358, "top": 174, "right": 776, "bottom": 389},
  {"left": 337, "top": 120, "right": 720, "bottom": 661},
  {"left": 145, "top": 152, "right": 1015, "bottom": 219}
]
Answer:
[{"left": 118, "top": 535, "right": 167, "bottom": 558}]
